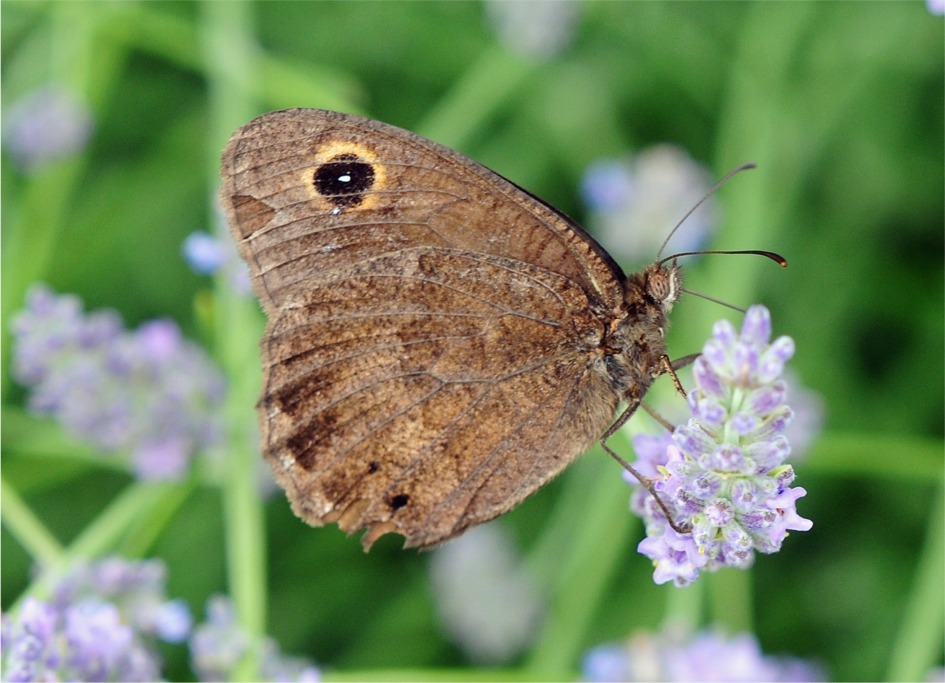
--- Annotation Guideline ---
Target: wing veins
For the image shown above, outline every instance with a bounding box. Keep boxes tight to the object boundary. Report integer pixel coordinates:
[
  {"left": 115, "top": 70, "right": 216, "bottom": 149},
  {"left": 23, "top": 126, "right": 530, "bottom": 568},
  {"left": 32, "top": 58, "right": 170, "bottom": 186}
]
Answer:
[
  {"left": 266, "top": 329, "right": 489, "bottom": 372},
  {"left": 439, "top": 377, "right": 587, "bottom": 536}
]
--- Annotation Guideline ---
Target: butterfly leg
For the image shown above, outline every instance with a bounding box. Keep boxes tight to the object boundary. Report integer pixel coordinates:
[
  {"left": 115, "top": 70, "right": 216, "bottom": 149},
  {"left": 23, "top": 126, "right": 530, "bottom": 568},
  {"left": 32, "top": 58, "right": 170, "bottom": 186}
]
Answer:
[
  {"left": 660, "top": 354, "right": 688, "bottom": 398},
  {"left": 641, "top": 402, "right": 675, "bottom": 431},
  {"left": 599, "top": 398, "right": 691, "bottom": 535},
  {"left": 651, "top": 352, "right": 699, "bottom": 417}
]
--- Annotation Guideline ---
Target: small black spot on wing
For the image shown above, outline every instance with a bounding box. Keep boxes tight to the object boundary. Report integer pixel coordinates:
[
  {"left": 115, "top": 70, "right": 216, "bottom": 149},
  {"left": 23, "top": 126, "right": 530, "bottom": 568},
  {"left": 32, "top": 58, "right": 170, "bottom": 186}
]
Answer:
[{"left": 389, "top": 493, "right": 409, "bottom": 510}]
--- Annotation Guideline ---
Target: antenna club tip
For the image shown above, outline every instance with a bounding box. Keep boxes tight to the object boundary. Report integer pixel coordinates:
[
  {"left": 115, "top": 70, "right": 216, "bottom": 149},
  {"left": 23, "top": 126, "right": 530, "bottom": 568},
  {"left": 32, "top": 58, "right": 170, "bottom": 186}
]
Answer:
[{"left": 763, "top": 250, "right": 788, "bottom": 267}]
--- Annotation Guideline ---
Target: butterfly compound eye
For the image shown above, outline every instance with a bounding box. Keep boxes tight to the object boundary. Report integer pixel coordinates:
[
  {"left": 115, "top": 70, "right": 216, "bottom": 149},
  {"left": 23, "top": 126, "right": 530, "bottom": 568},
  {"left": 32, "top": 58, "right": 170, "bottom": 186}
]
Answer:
[{"left": 646, "top": 268, "right": 678, "bottom": 306}]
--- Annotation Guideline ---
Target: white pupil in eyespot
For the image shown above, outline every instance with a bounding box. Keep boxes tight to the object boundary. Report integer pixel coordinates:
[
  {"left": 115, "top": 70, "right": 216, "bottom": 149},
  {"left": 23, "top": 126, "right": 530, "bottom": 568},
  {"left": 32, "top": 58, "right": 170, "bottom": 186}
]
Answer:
[{"left": 338, "top": 174, "right": 351, "bottom": 183}]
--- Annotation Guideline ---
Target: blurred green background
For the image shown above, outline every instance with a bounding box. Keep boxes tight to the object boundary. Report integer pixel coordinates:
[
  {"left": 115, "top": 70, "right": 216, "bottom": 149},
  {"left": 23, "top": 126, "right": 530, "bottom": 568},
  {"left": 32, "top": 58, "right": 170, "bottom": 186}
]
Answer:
[{"left": 2, "top": 2, "right": 942, "bottom": 681}]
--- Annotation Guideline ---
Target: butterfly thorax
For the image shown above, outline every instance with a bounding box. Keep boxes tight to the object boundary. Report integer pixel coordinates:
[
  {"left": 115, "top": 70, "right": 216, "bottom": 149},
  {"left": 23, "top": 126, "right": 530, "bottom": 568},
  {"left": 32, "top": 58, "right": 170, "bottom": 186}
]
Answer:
[{"left": 598, "top": 262, "right": 682, "bottom": 401}]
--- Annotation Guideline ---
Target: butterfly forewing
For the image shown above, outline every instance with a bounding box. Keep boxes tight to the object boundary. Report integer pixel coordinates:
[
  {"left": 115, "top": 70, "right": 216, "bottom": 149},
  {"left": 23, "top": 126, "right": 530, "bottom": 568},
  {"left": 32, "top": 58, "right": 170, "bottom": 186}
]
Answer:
[{"left": 221, "top": 109, "right": 625, "bottom": 312}]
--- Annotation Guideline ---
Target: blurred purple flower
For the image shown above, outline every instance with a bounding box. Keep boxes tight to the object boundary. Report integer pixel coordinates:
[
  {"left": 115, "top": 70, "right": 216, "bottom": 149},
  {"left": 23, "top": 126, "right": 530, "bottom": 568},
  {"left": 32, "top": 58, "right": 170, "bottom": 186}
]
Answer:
[
  {"left": 182, "top": 230, "right": 252, "bottom": 294},
  {"left": 628, "top": 306, "right": 812, "bottom": 586},
  {"left": 11, "top": 284, "right": 226, "bottom": 481},
  {"left": 428, "top": 524, "right": 544, "bottom": 664},
  {"left": 484, "top": 0, "right": 580, "bottom": 59},
  {"left": 189, "top": 597, "right": 249, "bottom": 682},
  {"left": 581, "top": 145, "right": 716, "bottom": 264},
  {"left": 183, "top": 231, "right": 227, "bottom": 274},
  {"left": 3, "top": 84, "right": 93, "bottom": 171},
  {"left": 582, "top": 159, "right": 635, "bottom": 212},
  {"left": 928, "top": 0, "right": 944, "bottom": 15},
  {"left": 190, "top": 595, "right": 320, "bottom": 682},
  {"left": 1, "top": 557, "right": 190, "bottom": 682},
  {"left": 582, "top": 626, "right": 824, "bottom": 682},
  {"left": 782, "top": 370, "right": 825, "bottom": 460},
  {"left": 64, "top": 601, "right": 135, "bottom": 680},
  {"left": 582, "top": 644, "right": 633, "bottom": 682}
]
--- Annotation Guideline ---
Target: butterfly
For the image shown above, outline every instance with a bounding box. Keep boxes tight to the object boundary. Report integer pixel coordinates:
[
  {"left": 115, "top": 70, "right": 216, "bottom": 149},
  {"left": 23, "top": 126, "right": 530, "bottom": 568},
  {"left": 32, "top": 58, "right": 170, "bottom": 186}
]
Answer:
[{"left": 221, "top": 108, "right": 780, "bottom": 549}]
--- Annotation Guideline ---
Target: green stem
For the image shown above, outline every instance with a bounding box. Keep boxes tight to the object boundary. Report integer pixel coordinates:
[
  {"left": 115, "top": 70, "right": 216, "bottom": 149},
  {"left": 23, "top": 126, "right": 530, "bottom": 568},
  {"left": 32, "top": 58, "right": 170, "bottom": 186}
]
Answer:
[
  {"left": 802, "top": 432, "right": 944, "bottom": 483},
  {"left": 199, "top": 3, "right": 268, "bottom": 680},
  {"left": 66, "top": 483, "right": 176, "bottom": 561},
  {"left": 119, "top": 479, "right": 196, "bottom": 558},
  {"left": 663, "top": 578, "right": 703, "bottom": 629},
  {"left": 705, "top": 567, "right": 753, "bottom": 634},
  {"left": 99, "top": 3, "right": 363, "bottom": 115},
  {"left": 885, "top": 479, "right": 945, "bottom": 681},
  {"left": 690, "top": 4, "right": 817, "bottom": 337},
  {"left": 0, "top": 476, "right": 64, "bottom": 566},
  {"left": 0, "top": 3, "right": 124, "bottom": 400},
  {"left": 524, "top": 438, "right": 638, "bottom": 673},
  {"left": 10, "top": 481, "right": 179, "bottom": 609},
  {"left": 416, "top": 45, "right": 538, "bottom": 149}
]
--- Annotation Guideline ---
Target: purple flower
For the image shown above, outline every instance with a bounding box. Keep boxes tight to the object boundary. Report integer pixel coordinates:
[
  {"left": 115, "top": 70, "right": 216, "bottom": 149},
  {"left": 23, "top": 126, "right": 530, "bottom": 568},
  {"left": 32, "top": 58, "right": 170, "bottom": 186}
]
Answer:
[
  {"left": 667, "top": 630, "right": 823, "bottom": 682},
  {"left": 629, "top": 306, "right": 812, "bottom": 586},
  {"left": 3, "top": 84, "right": 93, "bottom": 171},
  {"left": 581, "top": 644, "right": 632, "bottom": 682},
  {"left": 259, "top": 641, "right": 322, "bottom": 683},
  {"left": 11, "top": 285, "right": 226, "bottom": 481},
  {"left": 189, "top": 596, "right": 249, "bottom": 682},
  {"left": 182, "top": 230, "right": 252, "bottom": 294},
  {"left": 781, "top": 370, "right": 824, "bottom": 460},
  {"left": 183, "top": 231, "right": 227, "bottom": 274},
  {"left": 581, "top": 145, "right": 716, "bottom": 264},
  {"left": 484, "top": 0, "right": 579, "bottom": 59},
  {"left": 581, "top": 159, "right": 635, "bottom": 213},
  {"left": 190, "top": 595, "right": 320, "bottom": 682},
  {"left": 151, "top": 600, "right": 192, "bottom": 643},
  {"left": 1, "top": 557, "right": 190, "bottom": 682},
  {"left": 65, "top": 601, "right": 135, "bottom": 679},
  {"left": 428, "top": 524, "right": 544, "bottom": 664},
  {"left": 582, "top": 626, "right": 824, "bottom": 682}
]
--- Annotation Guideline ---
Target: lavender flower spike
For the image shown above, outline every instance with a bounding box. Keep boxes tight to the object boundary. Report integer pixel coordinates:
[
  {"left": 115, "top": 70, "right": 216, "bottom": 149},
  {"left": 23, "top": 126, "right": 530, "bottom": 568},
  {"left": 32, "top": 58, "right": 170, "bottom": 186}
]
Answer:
[
  {"left": 190, "top": 595, "right": 321, "bottom": 682},
  {"left": 582, "top": 625, "right": 825, "bottom": 682},
  {"left": 10, "top": 284, "right": 226, "bottom": 481},
  {"left": 631, "top": 305, "right": 812, "bottom": 586},
  {"left": 0, "top": 557, "right": 190, "bottom": 682}
]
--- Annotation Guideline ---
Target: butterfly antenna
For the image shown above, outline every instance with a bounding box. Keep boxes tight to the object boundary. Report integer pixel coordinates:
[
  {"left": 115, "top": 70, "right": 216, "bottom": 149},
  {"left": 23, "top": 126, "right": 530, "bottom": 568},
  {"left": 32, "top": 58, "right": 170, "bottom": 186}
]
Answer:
[
  {"left": 660, "top": 249, "right": 787, "bottom": 267},
  {"left": 680, "top": 287, "right": 746, "bottom": 312},
  {"left": 656, "top": 162, "right": 757, "bottom": 261}
]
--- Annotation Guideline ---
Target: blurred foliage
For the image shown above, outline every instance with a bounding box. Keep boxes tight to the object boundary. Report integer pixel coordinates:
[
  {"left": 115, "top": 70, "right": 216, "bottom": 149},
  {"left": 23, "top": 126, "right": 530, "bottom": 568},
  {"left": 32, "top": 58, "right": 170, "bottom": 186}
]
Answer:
[{"left": 2, "top": 2, "right": 942, "bottom": 682}]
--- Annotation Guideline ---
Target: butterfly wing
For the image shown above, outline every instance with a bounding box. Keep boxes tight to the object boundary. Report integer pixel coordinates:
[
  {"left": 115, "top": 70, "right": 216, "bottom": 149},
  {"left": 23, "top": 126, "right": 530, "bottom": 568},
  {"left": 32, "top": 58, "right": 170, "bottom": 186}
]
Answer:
[{"left": 221, "top": 109, "right": 626, "bottom": 548}]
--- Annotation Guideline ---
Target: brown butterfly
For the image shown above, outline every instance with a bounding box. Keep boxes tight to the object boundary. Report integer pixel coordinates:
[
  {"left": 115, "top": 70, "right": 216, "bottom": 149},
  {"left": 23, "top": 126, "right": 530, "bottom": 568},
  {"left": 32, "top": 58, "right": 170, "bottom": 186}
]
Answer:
[{"left": 220, "top": 109, "right": 779, "bottom": 550}]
